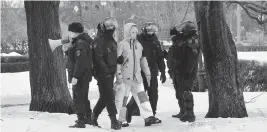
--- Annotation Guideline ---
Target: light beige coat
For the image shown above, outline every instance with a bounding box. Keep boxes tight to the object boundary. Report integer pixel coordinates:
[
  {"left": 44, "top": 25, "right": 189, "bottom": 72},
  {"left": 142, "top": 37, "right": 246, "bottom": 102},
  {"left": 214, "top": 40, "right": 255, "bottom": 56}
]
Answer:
[{"left": 116, "top": 23, "right": 151, "bottom": 85}]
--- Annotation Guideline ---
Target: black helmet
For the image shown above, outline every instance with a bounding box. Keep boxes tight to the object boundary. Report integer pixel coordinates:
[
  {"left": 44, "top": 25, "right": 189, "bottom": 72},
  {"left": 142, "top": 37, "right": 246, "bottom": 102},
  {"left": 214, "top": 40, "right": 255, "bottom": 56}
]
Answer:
[
  {"left": 174, "top": 21, "right": 197, "bottom": 37},
  {"left": 103, "top": 17, "right": 118, "bottom": 30},
  {"left": 98, "top": 17, "right": 118, "bottom": 31},
  {"left": 141, "top": 22, "right": 159, "bottom": 34}
]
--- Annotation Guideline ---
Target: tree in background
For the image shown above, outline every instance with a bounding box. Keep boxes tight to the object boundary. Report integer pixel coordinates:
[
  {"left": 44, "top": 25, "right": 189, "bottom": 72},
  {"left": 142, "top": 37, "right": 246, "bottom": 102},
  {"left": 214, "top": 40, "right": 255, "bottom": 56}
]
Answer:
[
  {"left": 1, "top": 1, "right": 27, "bottom": 52},
  {"left": 24, "top": 1, "right": 73, "bottom": 113},
  {"left": 195, "top": 1, "right": 248, "bottom": 118},
  {"left": 229, "top": 1, "right": 267, "bottom": 40}
]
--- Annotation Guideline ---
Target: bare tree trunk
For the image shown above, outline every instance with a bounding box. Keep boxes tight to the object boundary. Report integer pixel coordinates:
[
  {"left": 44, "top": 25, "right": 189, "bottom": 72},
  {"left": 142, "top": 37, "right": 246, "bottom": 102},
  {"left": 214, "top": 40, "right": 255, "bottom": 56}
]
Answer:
[
  {"left": 24, "top": 1, "right": 73, "bottom": 113},
  {"left": 236, "top": 5, "right": 241, "bottom": 43},
  {"left": 194, "top": 1, "right": 248, "bottom": 118}
]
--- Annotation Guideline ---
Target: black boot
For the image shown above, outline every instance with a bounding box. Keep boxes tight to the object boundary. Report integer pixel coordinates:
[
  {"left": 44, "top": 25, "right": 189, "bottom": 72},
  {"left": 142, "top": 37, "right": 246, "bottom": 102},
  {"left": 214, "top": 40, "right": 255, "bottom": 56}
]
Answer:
[
  {"left": 109, "top": 115, "right": 122, "bottom": 130},
  {"left": 180, "top": 110, "right": 196, "bottom": 122},
  {"left": 180, "top": 91, "right": 195, "bottom": 122},
  {"left": 91, "top": 113, "right": 100, "bottom": 127},
  {"left": 85, "top": 113, "right": 91, "bottom": 125},
  {"left": 119, "top": 121, "right": 130, "bottom": 127},
  {"left": 69, "top": 115, "right": 86, "bottom": 128},
  {"left": 144, "top": 116, "right": 162, "bottom": 126},
  {"left": 172, "top": 112, "right": 184, "bottom": 118},
  {"left": 126, "top": 109, "right": 132, "bottom": 123},
  {"left": 172, "top": 100, "right": 185, "bottom": 118},
  {"left": 85, "top": 101, "right": 92, "bottom": 125}
]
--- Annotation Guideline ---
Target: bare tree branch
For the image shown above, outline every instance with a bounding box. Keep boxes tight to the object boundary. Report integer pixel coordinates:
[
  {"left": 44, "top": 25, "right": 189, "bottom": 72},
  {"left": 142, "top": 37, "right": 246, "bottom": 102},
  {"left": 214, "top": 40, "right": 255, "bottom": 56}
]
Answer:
[
  {"left": 230, "top": 1, "right": 267, "bottom": 14},
  {"left": 232, "top": 2, "right": 267, "bottom": 25},
  {"left": 181, "top": 1, "right": 191, "bottom": 23},
  {"left": 245, "top": 92, "right": 266, "bottom": 103},
  {"left": 245, "top": 4, "right": 267, "bottom": 15},
  {"left": 258, "top": 108, "right": 266, "bottom": 118}
]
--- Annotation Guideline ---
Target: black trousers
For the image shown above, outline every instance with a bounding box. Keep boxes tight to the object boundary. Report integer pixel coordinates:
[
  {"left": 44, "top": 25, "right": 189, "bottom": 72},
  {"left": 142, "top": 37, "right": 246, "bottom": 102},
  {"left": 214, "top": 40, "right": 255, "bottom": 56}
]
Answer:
[
  {"left": 173, "top": 73, "right": 196, "bottom": 113},
  {"left": 127, "top": 71, "right": 159, "bottom": 116},
  {"left": 72, "top": 71, "right": 92, "bottom": 120},
  {"left": 93, "top": 75, "right": 117, "bottom": 117}
]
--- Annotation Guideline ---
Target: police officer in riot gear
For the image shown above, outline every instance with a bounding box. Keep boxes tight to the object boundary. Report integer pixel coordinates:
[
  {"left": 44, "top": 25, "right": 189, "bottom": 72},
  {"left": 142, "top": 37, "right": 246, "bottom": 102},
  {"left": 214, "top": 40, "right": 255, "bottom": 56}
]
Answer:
[
  {"left": 91, "top": 17, "right": 122, "bottom": 130},
  {"left": 63, "top": 22, "right": 93, "bottom": 128},
  {"left": 126, "top": 22, "right": 166, "bottom": 122},
  {"left": 167, "top": 21, "right": 200, "bottom": 122}
]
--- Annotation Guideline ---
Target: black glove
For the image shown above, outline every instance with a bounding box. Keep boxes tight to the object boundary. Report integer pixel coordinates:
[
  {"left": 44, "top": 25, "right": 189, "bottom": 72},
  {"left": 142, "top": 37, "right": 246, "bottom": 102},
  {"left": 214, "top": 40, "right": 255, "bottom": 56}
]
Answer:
[
  {"left": 160, "top": 73, "right": 166, "bottom": 83},
  {"left": 117, "top": 55, "right": 124, "bottom": 64}
]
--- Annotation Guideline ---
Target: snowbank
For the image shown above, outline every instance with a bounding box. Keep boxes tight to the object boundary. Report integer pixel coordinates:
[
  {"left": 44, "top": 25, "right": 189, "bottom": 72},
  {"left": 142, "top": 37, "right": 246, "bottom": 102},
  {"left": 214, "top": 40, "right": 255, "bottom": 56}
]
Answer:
[
  {"left": 237, "top": 52, "right": 267, "bottom": 63},
  {"left": 1, "top": 52, "right": 22, "bottom": 56},
  {"left": 0, "top": 71, "right": 99, "bottom": 106}
]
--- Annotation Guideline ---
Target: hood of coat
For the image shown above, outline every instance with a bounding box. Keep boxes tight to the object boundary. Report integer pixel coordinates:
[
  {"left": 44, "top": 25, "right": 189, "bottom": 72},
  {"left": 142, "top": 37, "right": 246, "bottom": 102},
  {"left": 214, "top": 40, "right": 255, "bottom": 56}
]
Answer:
[{"left": 123, "top": 23, "right": 137, "bottom": 41}]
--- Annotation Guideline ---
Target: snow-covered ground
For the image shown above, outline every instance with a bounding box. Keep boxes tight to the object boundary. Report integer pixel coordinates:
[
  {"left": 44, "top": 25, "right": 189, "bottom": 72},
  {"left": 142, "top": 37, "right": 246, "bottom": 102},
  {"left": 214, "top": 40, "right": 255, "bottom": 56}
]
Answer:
[
  {"left": 237, "top": 52, "right": 267, "bottom": 63},
  {"left": 1, "top": 52, "right": 267, "bottom": 132}
]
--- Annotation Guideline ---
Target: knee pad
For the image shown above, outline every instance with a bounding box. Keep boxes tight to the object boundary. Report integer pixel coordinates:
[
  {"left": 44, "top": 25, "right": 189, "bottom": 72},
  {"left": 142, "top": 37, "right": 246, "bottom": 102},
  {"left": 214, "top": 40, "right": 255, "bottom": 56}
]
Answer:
[
  {"left": 183, "top": 91, "right": 193, "bottom": 100},
  {"left": 182, "top": 91, "right": 194, "bottom": 109},
  {"left": 137, "top": 91, "right": 149, "bottom": 104}
]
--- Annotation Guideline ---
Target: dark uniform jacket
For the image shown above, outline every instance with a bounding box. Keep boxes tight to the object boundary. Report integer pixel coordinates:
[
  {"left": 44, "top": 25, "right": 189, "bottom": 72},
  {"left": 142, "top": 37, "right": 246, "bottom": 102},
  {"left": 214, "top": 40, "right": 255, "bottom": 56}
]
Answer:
[
  {"left": 137, "top": 33, "right": 166, "bottom": 75},
  {"left": 66, "top": 33, "right": 93, "bottom": 83},
  {"left": 167, "top": 35, "right": 200, "bottom": 79},
  {"left": 92, "top": 32, "right": 117, "bottom": 78}
]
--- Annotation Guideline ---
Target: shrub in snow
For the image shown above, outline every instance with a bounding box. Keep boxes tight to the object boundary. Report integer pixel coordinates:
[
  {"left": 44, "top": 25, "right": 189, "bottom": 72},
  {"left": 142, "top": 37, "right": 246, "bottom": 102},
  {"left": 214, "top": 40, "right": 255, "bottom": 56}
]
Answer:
[
  {"left": 236, "top": 45, "right": 267, "bottom": 52},
  {"left": 192, "top": 59, "right": 267, "bottom": 92},
  {"left": 238, "top": 60, "right": 267, "bottom": 92},
  {"left": 1, "top": 56, "right": 29, "bottom": 63},
  {"left": 1, "top": 62, "right": 29, "bottom": 73},
  {"left": 1, "top": 56, "right": 29, "bottom": 73}
]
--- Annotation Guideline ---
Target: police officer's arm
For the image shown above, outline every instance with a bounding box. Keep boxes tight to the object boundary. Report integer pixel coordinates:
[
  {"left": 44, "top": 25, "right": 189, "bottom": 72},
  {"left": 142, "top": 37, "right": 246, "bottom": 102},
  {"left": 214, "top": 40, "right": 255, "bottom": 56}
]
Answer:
[
  {"left": 93, "top": 41, "right": 109, "bottom": 75},
  {"left": 166, "top": 46, "right": 174, "bottom": 78},
  {"left": 156, "top": 41, "right": 166, "bottom": 74},
  {"left": 73, "top": 40, "right": 87, "bottom": 79},
  {"left": 140, "top": 47, "right": 151, "bottom": 77},
  {"left": 116, "top": 42, "right": 124, "bottom": 81}
]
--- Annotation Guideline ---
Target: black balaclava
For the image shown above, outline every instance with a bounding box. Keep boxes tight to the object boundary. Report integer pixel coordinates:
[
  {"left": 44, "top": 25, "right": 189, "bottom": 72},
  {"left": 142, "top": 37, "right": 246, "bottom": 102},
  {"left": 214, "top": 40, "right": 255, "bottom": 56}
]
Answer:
[{"left": 105, "top": 27, "right": 116, "bottom": 36}]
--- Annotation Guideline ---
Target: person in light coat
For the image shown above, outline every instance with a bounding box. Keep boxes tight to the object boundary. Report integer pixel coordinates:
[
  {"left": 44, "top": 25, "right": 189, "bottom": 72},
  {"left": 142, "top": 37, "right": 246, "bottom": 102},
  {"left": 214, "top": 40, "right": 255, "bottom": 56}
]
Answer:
[{"left": 115, "top": 23, "right": 162, "bottom": 127}]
